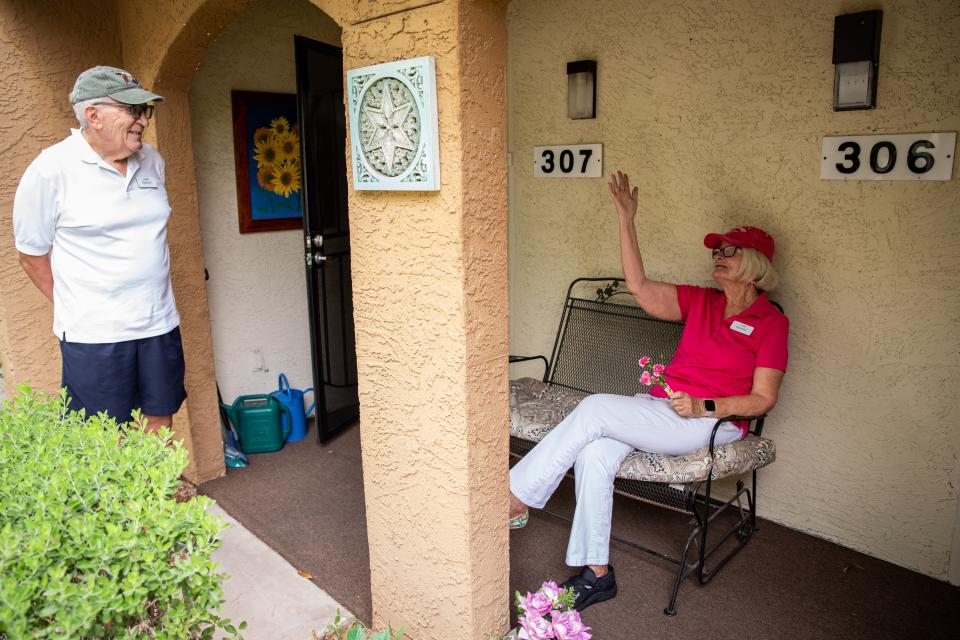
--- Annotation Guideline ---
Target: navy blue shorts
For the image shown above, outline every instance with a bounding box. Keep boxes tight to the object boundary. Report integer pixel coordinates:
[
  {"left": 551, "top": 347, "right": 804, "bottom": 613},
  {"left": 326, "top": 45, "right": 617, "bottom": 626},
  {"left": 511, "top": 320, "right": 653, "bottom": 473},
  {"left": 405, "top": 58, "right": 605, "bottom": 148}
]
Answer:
[{"left": 60, "top": 327, "right": 187, "bottom": 423}]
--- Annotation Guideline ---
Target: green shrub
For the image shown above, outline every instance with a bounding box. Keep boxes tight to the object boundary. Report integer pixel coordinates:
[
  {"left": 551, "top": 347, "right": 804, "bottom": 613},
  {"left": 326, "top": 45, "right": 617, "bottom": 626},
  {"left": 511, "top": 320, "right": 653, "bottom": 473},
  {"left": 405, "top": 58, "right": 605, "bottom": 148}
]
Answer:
[
  {"left": 316, "top": 609, "right": 406, "bottom": 640},
  {"left": 0, "top": 386, "right": 243, "bottom": 639}
]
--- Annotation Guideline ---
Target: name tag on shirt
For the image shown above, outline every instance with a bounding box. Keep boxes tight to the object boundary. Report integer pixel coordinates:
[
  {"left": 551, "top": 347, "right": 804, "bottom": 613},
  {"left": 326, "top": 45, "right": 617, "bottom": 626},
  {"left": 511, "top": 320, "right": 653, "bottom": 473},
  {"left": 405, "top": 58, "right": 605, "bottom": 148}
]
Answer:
[
  {"left": 730, "top": 320, "right": 755, "bottom": 336},
  {"left": 136, "top": 175, "right": 159, "bottom": 188}
]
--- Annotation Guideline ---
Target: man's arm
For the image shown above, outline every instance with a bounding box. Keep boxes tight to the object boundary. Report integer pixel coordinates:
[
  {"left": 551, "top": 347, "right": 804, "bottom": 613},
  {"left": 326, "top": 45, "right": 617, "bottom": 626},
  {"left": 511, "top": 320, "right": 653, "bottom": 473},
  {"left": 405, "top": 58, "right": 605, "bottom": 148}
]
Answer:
[{"left": 18, "top": 251, "right": 53, "bottom": 301}]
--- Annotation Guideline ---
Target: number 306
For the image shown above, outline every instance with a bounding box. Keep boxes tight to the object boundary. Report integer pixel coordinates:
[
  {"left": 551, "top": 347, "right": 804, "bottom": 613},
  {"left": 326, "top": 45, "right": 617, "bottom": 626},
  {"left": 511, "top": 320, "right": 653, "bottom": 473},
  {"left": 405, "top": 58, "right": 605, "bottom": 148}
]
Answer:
[{"left": 836, "top": 140, "right": 936, "bottom": 174}]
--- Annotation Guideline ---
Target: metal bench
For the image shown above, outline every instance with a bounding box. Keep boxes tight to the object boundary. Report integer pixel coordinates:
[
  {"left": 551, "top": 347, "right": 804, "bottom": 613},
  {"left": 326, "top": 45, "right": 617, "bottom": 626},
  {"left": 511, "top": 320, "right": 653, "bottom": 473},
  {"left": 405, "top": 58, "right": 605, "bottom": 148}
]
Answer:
[{"left": 509, "top": 276, "right": 778, "bottom": 615}]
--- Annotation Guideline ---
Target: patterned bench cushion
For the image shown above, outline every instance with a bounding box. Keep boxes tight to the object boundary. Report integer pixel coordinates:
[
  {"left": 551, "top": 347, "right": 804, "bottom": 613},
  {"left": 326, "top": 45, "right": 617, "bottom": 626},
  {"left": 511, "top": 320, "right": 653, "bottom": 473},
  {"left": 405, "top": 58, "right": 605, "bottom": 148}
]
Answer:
[{"left": 510, "top": 377, "right": 776, "bottom": 484}]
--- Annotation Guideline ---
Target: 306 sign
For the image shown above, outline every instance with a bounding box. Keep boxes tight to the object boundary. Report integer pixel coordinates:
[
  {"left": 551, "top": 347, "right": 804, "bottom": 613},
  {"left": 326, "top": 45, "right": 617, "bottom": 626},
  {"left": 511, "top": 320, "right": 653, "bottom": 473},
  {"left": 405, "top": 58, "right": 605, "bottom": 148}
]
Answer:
[
  {"left": 820, "top": 132, "right": 955, "bottom": 181},
  {"left": 533, "top": 144, "right": 603, "bottom": 178}
]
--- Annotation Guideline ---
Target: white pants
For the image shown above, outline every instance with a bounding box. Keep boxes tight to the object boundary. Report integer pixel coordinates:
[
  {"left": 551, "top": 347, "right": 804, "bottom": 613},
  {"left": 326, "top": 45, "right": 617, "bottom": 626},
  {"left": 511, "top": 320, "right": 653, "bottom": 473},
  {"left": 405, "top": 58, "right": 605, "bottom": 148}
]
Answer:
[{"left": 509, "top": 393, "right": 743, "bottom": 567}]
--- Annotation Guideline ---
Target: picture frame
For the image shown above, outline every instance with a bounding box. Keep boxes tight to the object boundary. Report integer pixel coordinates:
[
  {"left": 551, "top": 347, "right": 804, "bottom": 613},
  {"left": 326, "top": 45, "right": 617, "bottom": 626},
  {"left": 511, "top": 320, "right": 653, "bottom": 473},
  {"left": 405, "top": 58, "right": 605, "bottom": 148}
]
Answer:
[{"left": 230, "top": 90, "right": 304, "bottom": 233}]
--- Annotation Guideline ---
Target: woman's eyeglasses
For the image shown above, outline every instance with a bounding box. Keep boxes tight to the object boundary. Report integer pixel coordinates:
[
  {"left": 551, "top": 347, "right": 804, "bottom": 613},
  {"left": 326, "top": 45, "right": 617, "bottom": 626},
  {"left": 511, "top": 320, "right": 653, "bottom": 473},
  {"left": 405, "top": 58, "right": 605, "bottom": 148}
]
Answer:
[
  {"left": 711, "top": 245, "right": 740, "bottom": 259},
  {"left": 94, "top": 102, "right": 155, "bottom": 120}
]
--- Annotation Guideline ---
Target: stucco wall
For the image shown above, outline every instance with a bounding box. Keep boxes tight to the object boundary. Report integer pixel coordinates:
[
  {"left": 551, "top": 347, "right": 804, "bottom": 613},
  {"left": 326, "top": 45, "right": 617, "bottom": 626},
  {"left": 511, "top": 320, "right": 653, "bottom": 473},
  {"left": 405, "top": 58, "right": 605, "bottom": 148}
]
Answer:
[
  {"left": 507, "top": 0, "right": 960, "bottom": 580},
  {"left": 0, "top": 0, "right": 121, "bottom": 397},
  {"left": 340, "top": 1, "right": 510, "bottom": 636},
  {"left": 188, "top": 0, "right": 341, "bottom": 404}
]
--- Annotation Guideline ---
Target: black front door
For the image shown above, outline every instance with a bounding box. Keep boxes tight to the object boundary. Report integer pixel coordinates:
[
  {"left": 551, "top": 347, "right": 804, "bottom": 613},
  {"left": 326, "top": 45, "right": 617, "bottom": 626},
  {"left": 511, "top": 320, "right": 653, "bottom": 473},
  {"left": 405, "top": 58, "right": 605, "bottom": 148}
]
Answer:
[{"left": 294, "top": 35, "right": 359, "bottom": 443}]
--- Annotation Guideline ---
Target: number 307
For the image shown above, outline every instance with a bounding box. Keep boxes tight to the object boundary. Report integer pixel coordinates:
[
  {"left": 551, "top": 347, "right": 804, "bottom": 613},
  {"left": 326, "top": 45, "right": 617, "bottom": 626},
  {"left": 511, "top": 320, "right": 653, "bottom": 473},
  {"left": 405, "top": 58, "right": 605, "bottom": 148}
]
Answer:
[{"left": 540, "top": 148, "right": 593, "bottom": 174}]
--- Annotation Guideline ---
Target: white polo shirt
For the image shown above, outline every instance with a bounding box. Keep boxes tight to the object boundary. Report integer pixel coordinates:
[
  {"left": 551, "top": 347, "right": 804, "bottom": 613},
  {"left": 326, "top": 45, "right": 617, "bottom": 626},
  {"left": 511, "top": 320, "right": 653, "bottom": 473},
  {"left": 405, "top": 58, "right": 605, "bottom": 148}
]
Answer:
[{"left": 13, "top": 129, "right": 180, "bottom": 343}]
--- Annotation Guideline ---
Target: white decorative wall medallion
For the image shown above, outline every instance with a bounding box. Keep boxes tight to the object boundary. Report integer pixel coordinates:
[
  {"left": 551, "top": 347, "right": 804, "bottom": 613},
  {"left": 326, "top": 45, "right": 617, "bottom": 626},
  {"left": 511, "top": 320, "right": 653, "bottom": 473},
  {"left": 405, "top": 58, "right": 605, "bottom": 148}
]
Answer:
[{"left": 347, "top": 56, "right": 440, "bottom": 191}]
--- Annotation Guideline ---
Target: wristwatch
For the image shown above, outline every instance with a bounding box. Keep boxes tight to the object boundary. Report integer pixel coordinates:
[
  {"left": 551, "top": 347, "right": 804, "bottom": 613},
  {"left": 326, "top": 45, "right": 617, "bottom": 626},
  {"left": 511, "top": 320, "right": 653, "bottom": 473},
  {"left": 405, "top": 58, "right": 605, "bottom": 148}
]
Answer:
[{"left": 703, "top": 399, "right": 716, "bottom": 417}]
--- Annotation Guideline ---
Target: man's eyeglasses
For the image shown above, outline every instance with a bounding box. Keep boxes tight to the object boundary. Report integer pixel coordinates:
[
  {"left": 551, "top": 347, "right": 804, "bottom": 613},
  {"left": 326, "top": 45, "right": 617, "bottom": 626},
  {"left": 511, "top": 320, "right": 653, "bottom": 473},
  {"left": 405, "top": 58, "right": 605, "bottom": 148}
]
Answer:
[
  {"left": 94, "top": 102, "right": 155, "bottom": 120},
  {"left": 711, "top": 245, "right": 740, "bottom": 259}
]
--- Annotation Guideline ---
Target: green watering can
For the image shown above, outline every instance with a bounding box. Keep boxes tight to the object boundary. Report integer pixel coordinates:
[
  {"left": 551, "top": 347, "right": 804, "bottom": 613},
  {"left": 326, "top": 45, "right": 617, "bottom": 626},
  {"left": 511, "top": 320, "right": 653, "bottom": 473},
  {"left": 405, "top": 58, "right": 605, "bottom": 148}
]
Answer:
[{"left": 219, "top": 394, "right": 292, "bottom": 454}]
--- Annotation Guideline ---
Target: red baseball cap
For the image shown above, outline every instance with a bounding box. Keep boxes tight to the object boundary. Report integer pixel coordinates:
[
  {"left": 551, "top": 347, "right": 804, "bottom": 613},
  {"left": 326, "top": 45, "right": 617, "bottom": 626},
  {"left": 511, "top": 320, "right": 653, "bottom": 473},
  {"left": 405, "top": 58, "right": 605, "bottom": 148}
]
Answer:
[{"left": 704, "top": 226, "right": 775, "bottom": 262}]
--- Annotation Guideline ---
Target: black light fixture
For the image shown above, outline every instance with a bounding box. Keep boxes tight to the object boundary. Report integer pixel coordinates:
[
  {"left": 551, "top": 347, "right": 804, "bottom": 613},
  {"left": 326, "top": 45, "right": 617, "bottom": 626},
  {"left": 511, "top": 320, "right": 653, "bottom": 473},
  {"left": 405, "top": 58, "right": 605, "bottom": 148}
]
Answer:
[
  {"left": 567, "top": 60, "right": 597, "bottom": 119},
  {"left": 832, "top": 10, "right": 883, "bottom": 111}
]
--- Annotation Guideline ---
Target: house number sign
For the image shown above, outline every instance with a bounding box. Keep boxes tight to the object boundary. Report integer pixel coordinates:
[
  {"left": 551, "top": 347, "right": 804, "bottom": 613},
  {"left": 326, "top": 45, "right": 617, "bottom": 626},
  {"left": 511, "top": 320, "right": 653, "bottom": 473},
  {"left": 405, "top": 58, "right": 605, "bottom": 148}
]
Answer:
[
  {"left": 820, "top": 132, "right": 955, "bottom": 181},
  {"left": 534, "top": 144, "right": 603, "bottom": 178}
]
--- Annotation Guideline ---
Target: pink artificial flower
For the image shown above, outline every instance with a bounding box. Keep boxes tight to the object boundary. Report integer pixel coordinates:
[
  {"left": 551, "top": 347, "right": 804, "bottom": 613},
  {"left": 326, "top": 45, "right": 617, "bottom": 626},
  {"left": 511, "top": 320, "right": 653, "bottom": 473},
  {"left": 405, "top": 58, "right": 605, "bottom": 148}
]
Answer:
[
  {"left": 550, "top": 610, "right": 592, "bottom": 640},
  {"left": 539, "top": 581, "right": 562, "bottom": 605},
  {"left": 640, "top": 371, "right": 652, "bottom": 385},
  {"left": 639, "top": 356, "right": 651, "bottom": 366},
  {"left": 520, "top": 590, "right": 555, "bottom": 617},
  {"left": 653, "top": 371, "right": 661, "bottom": 379},
  {"left": 518, "top": 611, "right": 556, "bottom": 640},
  {"left": 653, "top": 363, "right": 665, "bottom": 375}
]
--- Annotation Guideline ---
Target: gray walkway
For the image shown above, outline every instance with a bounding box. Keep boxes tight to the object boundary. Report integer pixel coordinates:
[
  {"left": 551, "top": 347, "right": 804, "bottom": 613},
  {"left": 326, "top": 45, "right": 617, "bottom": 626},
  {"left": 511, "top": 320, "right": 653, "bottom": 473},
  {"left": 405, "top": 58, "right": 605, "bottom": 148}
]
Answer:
[{"left": 210, "top": 504, "right": 350, "bottom": 640}]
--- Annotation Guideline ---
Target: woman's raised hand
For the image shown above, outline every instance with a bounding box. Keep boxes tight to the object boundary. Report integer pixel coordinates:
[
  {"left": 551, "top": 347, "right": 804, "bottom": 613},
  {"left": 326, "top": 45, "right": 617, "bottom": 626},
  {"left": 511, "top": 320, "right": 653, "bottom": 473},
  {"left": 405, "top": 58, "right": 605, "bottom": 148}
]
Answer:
[{"left": 608, "top": 171, "right": 639, "bottom": 221}]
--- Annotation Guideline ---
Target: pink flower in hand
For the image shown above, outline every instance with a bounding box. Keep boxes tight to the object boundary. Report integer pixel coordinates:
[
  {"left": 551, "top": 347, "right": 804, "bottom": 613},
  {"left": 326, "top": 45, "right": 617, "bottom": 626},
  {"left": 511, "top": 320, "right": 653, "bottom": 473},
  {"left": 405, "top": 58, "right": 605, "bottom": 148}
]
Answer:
[
  {"left": 550, "top": 610, "right": 592, "bottom": 640},
  {"left": 640, "top": 371, "right": 652, "bottom": 385},
  {"left": 518, "top": 612, "right": 556, "bottom": 640},
  {"left": 520, "top": 590, "right": 555, "bottom": 617},
  {"left": 653, "top": 363, "right": 665, "bottom": 375},
  {"left": 639, "top": 356, "right": 651, "bottom": 366}
]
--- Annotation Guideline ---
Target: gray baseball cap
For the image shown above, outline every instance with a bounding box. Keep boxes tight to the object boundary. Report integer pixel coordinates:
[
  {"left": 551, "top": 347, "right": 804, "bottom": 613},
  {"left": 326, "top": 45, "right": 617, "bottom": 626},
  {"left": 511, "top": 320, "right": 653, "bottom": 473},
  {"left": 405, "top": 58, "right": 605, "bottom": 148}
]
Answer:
[{"left": 69, "top": 65, "right": 165, "bottom": 105}]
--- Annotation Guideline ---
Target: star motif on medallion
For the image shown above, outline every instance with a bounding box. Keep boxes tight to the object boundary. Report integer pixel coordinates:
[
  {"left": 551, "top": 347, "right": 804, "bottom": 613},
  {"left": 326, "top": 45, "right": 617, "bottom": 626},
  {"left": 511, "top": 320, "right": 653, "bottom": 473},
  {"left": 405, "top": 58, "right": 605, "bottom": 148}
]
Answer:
[{"left": 363, "top": 81, "right": 417, "bottom": 170}]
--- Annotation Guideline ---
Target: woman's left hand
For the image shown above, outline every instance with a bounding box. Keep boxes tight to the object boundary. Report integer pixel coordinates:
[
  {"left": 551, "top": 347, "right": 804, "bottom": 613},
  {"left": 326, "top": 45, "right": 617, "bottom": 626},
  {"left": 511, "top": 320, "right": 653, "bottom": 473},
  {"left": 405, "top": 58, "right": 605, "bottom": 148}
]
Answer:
[{"left": 669, "top": 391, "right": 701, "bottom": 418}]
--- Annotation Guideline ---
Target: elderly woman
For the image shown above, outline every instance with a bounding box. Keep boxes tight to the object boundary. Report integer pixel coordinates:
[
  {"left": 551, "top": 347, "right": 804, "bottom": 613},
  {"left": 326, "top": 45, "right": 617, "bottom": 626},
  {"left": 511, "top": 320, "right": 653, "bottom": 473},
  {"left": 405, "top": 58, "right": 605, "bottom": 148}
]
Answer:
[{"left": 508, "top": 171, "right": 789, "bottom": 612}]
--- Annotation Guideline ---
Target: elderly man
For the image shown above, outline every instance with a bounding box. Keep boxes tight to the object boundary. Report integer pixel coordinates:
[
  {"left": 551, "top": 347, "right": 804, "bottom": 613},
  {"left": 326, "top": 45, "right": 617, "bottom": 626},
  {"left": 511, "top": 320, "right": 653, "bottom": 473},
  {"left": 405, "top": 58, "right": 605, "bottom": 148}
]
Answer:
[{"left": 13, "top": 65, "right": 185, "bottom": 432}]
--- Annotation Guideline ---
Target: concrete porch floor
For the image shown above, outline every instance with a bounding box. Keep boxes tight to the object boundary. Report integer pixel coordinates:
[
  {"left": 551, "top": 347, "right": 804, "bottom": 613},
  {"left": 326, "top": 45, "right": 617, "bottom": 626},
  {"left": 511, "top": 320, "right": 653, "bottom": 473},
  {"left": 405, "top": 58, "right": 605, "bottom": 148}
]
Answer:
[{"left": 210, "top": 503, "right": 350, "bottom": 640}]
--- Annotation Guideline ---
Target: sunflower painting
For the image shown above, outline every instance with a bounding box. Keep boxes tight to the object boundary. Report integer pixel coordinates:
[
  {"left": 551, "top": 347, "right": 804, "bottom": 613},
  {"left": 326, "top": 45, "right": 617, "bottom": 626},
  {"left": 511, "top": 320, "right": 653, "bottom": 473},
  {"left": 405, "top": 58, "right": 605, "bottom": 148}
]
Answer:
[{"left": 231, "top": 90, "right": 303, "bottom": 233}]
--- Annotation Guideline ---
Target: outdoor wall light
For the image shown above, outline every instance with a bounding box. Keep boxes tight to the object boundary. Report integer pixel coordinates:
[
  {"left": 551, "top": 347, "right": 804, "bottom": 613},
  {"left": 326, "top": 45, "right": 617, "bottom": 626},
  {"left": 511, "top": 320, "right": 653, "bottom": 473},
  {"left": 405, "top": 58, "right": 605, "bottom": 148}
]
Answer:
[
  {"left": 567, "top": 60, "right": 597, "bottom": 119},
  {"left": 832, "top": 10, "right": 883, "bottom": 111}
]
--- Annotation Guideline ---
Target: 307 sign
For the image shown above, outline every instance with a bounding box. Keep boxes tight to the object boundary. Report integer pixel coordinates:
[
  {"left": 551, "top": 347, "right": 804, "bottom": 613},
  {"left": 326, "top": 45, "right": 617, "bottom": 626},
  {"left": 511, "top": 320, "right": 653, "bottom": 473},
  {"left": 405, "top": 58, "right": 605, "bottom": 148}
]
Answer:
[
  {"left": 821, "top": 132, "right": 955, "bottom": 181},
  {"left": 534, "top": 144, "right": 603, "bottom": 178}
]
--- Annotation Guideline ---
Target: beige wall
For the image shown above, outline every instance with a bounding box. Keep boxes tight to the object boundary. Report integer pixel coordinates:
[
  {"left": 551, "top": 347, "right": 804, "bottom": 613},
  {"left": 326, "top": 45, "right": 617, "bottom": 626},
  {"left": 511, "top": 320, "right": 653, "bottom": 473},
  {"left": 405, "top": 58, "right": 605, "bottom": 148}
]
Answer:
[
  {"left": 341, "top": 2, "right": 510, "bottom": 635},
  {"left": 189, "top": 0, "right": 340, "bottom": 404},
  {"left": 507, "top": 0, "right": 960, "bottom": 580},
  {"left": 0, "top": 0, "right": 121, "bottom": 396}
]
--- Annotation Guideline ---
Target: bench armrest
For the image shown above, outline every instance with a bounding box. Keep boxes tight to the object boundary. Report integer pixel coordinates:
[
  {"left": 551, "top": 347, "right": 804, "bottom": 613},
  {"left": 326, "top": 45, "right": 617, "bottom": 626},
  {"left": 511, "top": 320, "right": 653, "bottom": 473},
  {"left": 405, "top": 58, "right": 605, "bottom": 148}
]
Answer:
[
  {"left": 509, "top": 355, "right": 549, "bottom": 381},
  {"left": 708, "top": 414, "right": 767, "bottom": 457}
]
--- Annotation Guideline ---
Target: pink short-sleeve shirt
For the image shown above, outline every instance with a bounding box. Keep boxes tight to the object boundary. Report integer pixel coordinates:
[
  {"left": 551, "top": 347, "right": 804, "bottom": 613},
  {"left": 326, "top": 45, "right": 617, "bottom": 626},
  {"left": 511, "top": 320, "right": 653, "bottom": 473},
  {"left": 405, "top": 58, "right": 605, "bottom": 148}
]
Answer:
[{"left": 650, "top": 285, "right": 789, "bottom": 435}]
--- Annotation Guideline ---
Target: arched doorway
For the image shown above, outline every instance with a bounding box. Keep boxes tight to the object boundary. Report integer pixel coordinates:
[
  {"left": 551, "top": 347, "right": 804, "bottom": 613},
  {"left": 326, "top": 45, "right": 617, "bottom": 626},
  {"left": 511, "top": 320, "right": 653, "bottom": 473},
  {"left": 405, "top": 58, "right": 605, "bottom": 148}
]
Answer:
[
  {"left": 120, "top": 1, "right": 511, "bottom": 637},
  {"left": 172, "top": 0, "right": 371, "bottom": 622}
]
